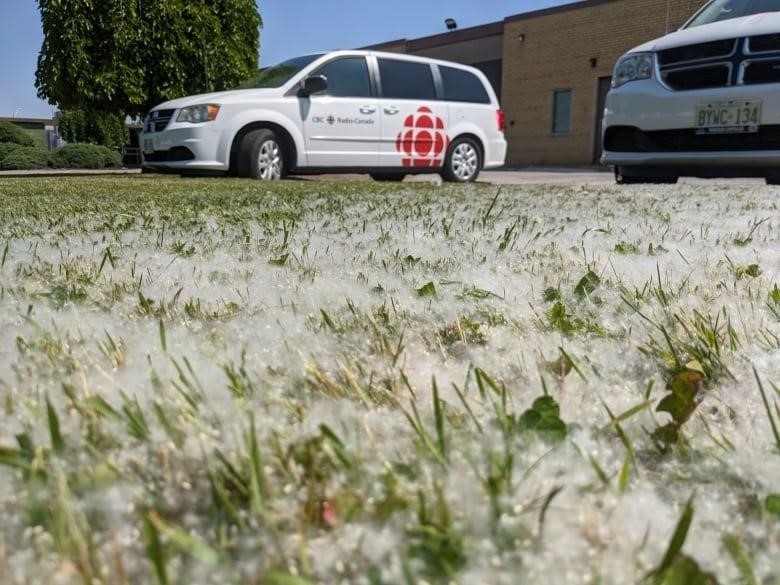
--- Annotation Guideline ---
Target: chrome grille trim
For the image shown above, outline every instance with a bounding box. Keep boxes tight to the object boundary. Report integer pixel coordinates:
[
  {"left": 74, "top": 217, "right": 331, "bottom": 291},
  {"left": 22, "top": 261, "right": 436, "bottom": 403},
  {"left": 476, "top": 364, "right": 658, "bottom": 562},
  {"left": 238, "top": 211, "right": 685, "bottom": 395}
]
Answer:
[
  {"left": 143, "top": 109, "right": 176, "bottom": 133},
  {"left": 656, "top": 36, "right": 780, "bottom": 90}
]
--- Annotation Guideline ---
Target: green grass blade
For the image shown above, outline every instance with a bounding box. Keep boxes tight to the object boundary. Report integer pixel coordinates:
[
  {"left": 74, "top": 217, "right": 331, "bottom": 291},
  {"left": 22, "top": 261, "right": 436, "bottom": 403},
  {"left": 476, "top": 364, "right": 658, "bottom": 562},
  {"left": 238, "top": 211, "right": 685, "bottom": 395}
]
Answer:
[
  {"left": 618, "top": 449, "right": 632, "bottom": 494},
  {"left": 263, "top": 571, "right": 316, "bottom": 585},
  {"left": 451, "top": 382, "right": 482, "bottom": 434},
  {"left": 754, "top": 366, "right": 780, "bottom": 452},
  {"left": 722, "top": 533, "right": 758, "bottom": 585},
  {"left": 652, "top": 496, "right": 695, "bottom": 584},
  {"left": 147, "top": 511, "right": 219, "bottom": 565},
  {"left": 142, "top": 512, "right": 168, "bottom": 585},
  {"left": 588, "top": 454, "right": 610, "bottom": 486},
  {"left": 248, "top": 413, "right": 266, "bottom": 515},
  {"left": 599, "top": 399, "right": 651, "bottom": 432},
  {"left": 46, "top": 395, "right": 65, "bottom": 453},
  {"left": 159, "top": 318, "right": 167, "bottom": 353},
  {"left": 432, "top": 377, "right": 447, "bottom": 462},
  {"left": 0, "top": 446, "right": 33, "bottom": 472}
]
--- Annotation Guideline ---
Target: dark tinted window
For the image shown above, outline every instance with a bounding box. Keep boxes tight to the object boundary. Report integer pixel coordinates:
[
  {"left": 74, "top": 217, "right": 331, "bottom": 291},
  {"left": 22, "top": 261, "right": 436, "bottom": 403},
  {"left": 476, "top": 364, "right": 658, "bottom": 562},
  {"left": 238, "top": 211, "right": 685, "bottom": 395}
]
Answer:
[
  {"left": 378, "top": 58, "right": 436, "bottom": 100},
  {"left": 686, "top": 0, "right": 780, "bottom": 27},
  {"left": 311, "top": 57, "right": 372, "bottom": 97},
  {"left": 237, "top": 54, "right": 323, "bottom": 89},
  {"left": 440, "top": 66, "right": 491, "bottom": 104}
]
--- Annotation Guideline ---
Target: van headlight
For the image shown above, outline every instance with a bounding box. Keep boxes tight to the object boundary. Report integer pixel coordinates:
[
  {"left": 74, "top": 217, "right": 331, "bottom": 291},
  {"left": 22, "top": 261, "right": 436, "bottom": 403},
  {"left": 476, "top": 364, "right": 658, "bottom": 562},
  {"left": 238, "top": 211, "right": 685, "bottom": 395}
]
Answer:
[
  {"left": 176, "top": 104, "right": 221, "bottom": 123},
  {"left": 612, "top": 53, "right": 654, "bottom": 88}
]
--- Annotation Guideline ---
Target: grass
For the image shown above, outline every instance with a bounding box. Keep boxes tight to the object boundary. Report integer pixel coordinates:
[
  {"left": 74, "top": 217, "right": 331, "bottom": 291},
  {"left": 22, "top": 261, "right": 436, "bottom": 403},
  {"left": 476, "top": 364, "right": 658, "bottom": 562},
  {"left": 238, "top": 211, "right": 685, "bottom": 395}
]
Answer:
[{"left": 0, "top": 175, "right": 777, "bottom": 584}]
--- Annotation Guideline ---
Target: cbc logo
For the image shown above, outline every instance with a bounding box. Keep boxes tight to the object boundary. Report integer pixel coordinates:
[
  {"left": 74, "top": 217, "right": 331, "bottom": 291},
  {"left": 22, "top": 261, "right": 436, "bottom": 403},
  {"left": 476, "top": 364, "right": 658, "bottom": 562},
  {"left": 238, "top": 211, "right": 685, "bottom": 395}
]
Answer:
[
  {"left": 395, "top": 107, "right": 448, "bottom": 168},
  {"left": 312, "top": 116, "right": 335, "bottom": 125}
]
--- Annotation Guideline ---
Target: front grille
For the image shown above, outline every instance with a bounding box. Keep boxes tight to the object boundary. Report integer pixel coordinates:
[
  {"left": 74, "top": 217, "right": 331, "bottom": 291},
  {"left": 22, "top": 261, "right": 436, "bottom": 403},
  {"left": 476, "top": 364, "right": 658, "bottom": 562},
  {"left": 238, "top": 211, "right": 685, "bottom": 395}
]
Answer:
[
  {"left": 657, "top": 39, "right": 736, "bottom": 65},
  {"left": 748, "top": 33, "right": 780, "bottom": 53},
  {"left": 664, "top": 65, "right": 730, "bottom": 90},
  {"left": 604, "top": 125, "right": 780, "bottom": 153},
  {"left": 743, "top": 59, "right": 780, "bottom": 84},
  {"left": 144, "top": 109, "right": 175, "bottom": 133},
  {"left": 657, "top": 34, "right": 780, "bottom": 90}
]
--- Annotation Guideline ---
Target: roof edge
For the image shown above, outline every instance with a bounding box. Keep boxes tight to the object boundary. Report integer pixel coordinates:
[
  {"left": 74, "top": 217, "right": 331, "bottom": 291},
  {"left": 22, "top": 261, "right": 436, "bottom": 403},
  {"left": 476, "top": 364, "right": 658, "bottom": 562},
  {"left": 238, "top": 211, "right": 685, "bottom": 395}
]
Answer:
[{"left": 504, "top": 0, "right": 619, "bottom": 23}]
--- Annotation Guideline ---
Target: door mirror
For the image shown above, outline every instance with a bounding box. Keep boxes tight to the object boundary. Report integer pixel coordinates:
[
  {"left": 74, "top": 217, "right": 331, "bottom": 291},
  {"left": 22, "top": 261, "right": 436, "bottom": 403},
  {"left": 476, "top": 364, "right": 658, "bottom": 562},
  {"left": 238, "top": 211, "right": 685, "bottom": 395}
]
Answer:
[{"left": 301, "top": 75, "right": 328, "bottom": 95}]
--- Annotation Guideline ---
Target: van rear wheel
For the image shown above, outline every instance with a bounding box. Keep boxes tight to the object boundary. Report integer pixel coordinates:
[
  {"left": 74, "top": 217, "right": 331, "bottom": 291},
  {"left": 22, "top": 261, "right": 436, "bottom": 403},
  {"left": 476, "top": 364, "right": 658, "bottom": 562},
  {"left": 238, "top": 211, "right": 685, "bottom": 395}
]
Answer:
[
  {"left": 441, "top": 137, "right": 481, "bottom": 183},
  {"left": 239, "top": 129, "right": 285, "bottom": 180}
]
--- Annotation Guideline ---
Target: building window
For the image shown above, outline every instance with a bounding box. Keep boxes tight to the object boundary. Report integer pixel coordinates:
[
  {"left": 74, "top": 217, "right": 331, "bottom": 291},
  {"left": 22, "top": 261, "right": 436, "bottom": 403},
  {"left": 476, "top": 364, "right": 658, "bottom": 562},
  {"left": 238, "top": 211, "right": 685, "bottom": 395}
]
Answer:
[{"left": 552, "top": 89, "right": 572, "bottom": 134}]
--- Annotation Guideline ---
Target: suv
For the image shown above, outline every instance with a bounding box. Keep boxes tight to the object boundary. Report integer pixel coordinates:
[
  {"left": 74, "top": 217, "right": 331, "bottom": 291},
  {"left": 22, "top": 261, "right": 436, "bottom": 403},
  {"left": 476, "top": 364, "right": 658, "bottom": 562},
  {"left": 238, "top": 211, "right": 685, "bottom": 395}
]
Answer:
[
  {"left": 140, "top": 50, "right": 506, "bottom": 182},
  {"left": 602, "top": 0, "right": 780, "bottom": 184}
]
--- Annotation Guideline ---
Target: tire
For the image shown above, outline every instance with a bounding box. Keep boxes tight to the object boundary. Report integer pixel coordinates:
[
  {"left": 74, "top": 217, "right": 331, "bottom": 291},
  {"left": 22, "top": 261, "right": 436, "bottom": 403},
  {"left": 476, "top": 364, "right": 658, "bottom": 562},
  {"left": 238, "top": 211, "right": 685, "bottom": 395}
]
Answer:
[
  {"left": 238, "top": 129, "right": 285, "bottom": 180},
  {"left": 765, "top": 176, "right": 780, "bottom": 185},
  {"left": 370, "top": 173, "right": 406, "bottom": 182},
  {"left": 441, "top": 137, "right": 481, "bottom": 183},
  {"left": 615, "top": 166, "right": 678, "bottom": 185}
]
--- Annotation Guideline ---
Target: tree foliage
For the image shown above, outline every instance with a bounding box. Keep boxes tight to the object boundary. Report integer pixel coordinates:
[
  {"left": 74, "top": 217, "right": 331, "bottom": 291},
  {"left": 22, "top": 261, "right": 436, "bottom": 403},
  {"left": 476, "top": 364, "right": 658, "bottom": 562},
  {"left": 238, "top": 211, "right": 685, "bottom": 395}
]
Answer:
[{"left": 36, "top": 0, "right": 262, "bottom": 116}]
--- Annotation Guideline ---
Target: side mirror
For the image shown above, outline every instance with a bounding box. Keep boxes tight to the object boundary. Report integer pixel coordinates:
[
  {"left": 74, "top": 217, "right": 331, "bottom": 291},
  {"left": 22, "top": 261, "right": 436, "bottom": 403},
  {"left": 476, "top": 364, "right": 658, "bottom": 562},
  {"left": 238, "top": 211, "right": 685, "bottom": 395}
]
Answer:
[{"left": 301, "top": 75, "right": 328, "bottom": 96}]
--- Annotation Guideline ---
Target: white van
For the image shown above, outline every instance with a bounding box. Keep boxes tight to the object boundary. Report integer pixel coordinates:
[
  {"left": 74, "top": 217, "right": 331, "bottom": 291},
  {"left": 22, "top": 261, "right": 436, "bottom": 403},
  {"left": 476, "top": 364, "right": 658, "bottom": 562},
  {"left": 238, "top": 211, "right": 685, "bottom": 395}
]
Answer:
[
  {"left": 141, "top": 50, "right": 507, "bottom": 182},
  {"left": 602, "top": 0, "right": 780, "bottom": 184}
]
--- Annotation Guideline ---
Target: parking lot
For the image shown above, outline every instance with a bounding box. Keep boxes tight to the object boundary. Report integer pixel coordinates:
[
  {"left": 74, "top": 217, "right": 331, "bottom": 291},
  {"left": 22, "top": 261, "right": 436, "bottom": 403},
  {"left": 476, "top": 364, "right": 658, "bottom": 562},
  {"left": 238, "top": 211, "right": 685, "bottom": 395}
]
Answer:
[{"left": 0, "top": 166, "right": 774, "bottom": 186}]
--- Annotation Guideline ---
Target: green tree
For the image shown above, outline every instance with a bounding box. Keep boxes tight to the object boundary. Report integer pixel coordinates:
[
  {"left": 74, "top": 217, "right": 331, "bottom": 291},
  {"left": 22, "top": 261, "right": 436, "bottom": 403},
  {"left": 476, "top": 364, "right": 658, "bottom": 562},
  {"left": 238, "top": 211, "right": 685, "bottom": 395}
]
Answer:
[{"left": 35, "top": 0, "right": 261, "bottom": 143}]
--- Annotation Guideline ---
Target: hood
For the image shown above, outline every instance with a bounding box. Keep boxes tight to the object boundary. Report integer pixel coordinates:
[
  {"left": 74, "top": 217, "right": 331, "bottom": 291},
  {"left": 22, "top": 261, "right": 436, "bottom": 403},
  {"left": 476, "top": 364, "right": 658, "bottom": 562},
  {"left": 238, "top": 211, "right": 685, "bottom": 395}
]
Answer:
[
  {"left": 150, "top": 87, "right": 283, "bottom": 111},
  {"left": 628, "top": 12, "right": 780, "bottom": 53}
]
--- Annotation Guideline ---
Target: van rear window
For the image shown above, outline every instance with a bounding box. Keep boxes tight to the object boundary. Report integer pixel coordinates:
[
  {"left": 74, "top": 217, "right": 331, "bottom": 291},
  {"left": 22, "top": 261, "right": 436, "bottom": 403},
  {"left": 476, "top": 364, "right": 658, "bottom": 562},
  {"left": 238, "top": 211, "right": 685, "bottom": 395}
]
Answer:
[{"left": 439, "top": 66, "right": 491, "bottom": 104}]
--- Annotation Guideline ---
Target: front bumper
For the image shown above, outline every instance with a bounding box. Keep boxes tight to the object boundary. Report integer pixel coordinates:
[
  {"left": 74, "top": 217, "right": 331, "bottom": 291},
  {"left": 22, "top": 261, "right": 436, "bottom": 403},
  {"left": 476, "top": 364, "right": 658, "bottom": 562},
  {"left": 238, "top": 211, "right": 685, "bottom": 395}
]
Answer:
[
  {"left": 140, "top": 124, "right": 228, "bottom": 172},
  {"left": 601, "top": 78, "right": 780, "bottom": 170},
  {"left": 603, "top": 149, "right": 780, "bottom": 168}
]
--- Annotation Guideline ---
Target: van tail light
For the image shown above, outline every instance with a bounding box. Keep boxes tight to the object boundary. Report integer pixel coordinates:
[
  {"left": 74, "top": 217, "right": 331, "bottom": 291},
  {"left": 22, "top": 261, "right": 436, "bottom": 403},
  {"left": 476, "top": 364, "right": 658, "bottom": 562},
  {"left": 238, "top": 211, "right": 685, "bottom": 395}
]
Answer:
[{"left": 496, "top": 109, "right": 506, "bottom": 132}]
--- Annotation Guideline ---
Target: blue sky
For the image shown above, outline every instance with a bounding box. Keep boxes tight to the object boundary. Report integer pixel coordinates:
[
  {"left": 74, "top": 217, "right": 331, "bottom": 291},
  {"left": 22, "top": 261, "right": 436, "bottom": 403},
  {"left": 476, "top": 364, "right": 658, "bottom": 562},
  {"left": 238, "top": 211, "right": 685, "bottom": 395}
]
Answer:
[{"left": 0, "top": 0, "right": 570, "bottom": 118}]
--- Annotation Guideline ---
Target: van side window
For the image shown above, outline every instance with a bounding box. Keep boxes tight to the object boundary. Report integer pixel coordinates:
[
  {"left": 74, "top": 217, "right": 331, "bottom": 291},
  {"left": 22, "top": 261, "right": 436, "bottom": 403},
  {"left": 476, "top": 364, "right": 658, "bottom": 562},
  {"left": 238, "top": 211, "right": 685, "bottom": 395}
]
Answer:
[
  {"left": 440, "top": 66, "right": 491, "bottom": 104},
  {"left": 312, "top": 57, "right": 372, "bottom": 98},
  {"left": 378, "top": 58, "right": 436, "bottom": 100}
]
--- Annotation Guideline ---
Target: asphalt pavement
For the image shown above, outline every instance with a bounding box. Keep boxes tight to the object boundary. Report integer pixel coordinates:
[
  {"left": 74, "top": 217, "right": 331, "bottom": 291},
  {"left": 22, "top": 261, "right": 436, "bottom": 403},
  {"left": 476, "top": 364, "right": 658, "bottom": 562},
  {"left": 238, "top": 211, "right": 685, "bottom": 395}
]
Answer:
[{"left": 0, "top": 166, "right": 769, "bottom": 185}]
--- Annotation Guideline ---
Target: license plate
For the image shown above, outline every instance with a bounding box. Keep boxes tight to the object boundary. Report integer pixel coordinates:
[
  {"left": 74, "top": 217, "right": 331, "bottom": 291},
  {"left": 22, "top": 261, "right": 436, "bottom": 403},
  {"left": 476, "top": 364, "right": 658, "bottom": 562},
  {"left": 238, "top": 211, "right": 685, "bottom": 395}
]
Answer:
[
  {"left": 695, "top": 100, "right": 761, "bottom": 134},
  {"left": 143, "top": 138, "right": 155, "bottom": 153}
]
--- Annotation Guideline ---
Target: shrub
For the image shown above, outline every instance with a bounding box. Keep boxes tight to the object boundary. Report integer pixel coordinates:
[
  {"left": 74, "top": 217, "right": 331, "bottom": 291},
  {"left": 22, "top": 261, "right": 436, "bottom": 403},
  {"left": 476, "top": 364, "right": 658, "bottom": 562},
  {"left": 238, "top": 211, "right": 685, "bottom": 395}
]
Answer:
[
  {"left": 0, "top": 142, "right": 17, "bottom": 162},
  {"left": 0, "top": 121, "right": 36, "bottom": 147},
  {"left": 58, "top": 109, "right": 129, "bottom": 150},
  {"left": 0, "top": 144, "right": 52, "bottom": 170},
  {"left": 52, "top": 143, "right": 122, "bottom": 169}
]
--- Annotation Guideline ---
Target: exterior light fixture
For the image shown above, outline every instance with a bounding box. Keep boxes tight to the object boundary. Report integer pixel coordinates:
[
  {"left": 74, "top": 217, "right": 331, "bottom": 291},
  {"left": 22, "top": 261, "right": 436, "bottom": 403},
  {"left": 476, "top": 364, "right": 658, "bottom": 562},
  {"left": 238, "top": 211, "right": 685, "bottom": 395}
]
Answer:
[
  {"left": 517, "top": 33, "right": 525, "bottom": 42},
  {"left": 445, "top": 18, "right": 457, "bottom": 31}
]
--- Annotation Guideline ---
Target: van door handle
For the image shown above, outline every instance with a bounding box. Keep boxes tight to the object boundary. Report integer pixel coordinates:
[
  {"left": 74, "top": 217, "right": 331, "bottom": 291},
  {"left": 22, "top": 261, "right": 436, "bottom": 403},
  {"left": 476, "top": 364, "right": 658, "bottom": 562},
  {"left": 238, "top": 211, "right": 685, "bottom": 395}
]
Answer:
[
  {"left": 360, "top": 106, "right": 376, "bottom": 114},
  {"left": 384, "top": 106, "right": 399, "bottom": 115}
]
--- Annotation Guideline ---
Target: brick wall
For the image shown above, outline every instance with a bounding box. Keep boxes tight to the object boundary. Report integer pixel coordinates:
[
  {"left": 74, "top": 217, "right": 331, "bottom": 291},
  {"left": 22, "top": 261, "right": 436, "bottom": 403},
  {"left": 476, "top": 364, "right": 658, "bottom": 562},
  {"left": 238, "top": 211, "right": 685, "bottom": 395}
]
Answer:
[{"left": 501, "top": 0, "right": 704, "bottom": 166}]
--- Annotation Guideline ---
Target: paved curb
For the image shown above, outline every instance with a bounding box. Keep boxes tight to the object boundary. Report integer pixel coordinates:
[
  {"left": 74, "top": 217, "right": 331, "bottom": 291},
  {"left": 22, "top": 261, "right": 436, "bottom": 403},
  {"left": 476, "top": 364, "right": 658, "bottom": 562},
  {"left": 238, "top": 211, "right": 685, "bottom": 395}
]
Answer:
[{"left": 0, "top": 168, "right": 141, "bottom": 177}]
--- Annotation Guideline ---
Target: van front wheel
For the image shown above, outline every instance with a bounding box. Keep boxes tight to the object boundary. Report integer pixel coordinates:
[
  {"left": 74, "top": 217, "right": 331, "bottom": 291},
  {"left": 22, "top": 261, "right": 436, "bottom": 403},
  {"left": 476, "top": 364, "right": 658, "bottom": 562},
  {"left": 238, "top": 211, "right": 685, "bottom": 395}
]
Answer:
[
  {"left": 239, "top": 129, "right": 285, "bottom": 180},
  {"left": 441, "top": 138, "right": 481, "bottom": 183}
]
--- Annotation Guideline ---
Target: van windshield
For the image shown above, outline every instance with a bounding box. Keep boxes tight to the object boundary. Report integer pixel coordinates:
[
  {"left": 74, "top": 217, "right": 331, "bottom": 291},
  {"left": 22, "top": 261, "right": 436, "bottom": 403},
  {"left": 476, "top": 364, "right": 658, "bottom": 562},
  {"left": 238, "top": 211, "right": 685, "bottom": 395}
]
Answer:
[
  {"left": 685, "top": 0, "right": 780, "bottom": 27},
  {"left": 235, "top": 54, "right": 324, "bottom": 89}
]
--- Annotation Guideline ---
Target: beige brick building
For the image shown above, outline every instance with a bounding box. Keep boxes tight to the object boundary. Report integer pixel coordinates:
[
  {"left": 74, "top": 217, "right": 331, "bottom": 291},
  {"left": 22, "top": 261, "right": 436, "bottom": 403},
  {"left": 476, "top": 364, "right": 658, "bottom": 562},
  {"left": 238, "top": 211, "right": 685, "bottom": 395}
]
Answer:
[{"left": 368, "top": 0, "right": 705, "bottom": 166}]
